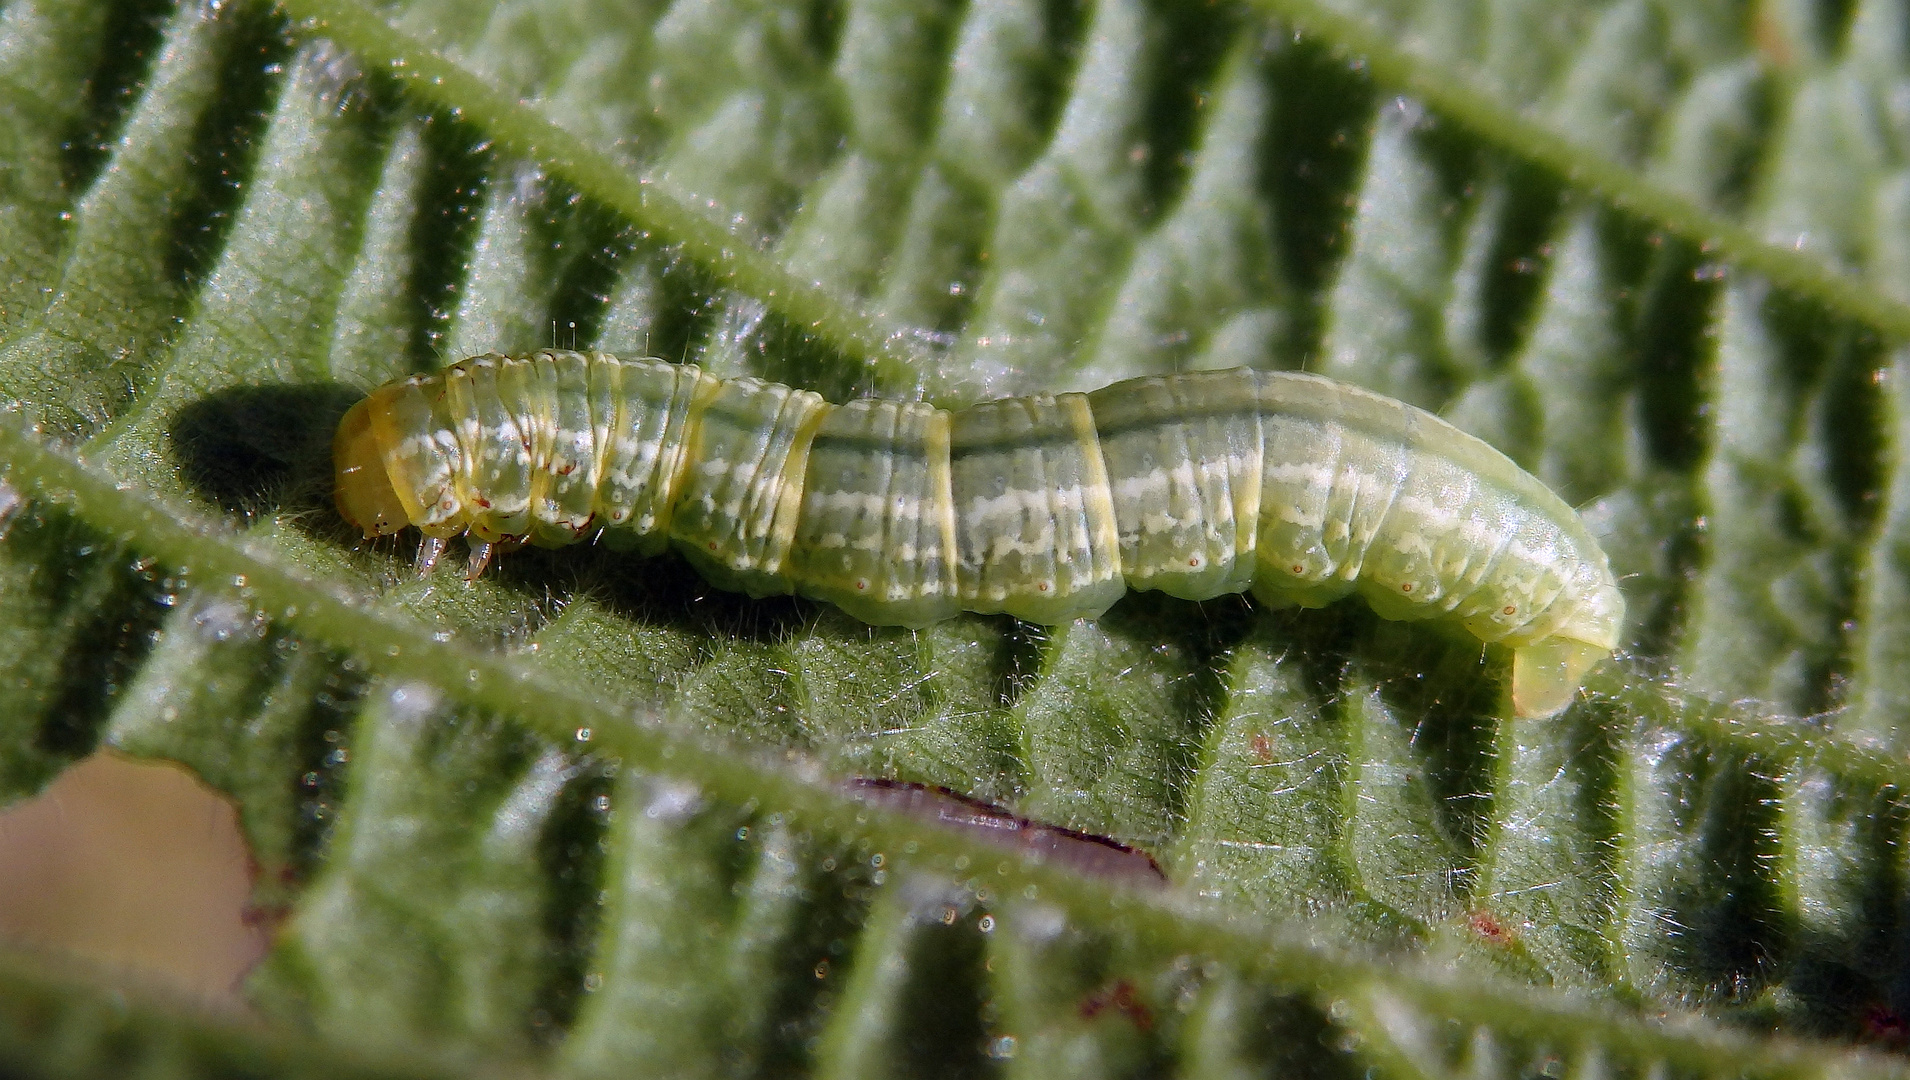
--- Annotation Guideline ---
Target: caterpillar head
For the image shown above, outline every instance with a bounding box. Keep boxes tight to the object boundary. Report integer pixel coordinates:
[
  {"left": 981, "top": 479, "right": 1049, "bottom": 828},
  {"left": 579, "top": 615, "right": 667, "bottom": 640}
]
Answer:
[{"left": 333, "top": 395, "right": 409, "bottom": 537}]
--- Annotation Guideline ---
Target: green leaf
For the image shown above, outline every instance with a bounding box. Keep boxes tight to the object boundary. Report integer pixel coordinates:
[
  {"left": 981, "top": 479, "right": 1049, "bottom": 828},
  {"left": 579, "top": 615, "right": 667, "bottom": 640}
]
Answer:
[{"left": 5, "top": 0, "right": 1910, "bottom": 1076}]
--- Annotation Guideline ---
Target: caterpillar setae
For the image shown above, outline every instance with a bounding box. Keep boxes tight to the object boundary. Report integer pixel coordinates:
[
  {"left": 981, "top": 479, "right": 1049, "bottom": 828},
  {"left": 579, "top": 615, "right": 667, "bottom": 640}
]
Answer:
[{"left": 334, "top": 350, "right": 1624, "bottom": 718}]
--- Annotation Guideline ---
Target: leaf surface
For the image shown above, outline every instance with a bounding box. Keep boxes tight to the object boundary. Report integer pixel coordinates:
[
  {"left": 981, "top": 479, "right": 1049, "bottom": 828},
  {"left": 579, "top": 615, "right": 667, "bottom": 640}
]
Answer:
[{"left": 4, "top": 0, "right": 1910, "bottom": 1075}]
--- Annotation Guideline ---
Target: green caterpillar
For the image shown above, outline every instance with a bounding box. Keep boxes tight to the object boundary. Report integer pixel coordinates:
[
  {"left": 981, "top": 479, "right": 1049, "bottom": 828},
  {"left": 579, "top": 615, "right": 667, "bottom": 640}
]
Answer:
[{"left": 334, "top": 350, "right": 1623, "bottom": 717}]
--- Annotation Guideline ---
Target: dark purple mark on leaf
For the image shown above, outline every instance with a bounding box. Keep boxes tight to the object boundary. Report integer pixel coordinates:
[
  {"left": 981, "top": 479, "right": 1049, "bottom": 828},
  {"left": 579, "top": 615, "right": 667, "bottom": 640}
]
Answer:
[
  {"left": 1078, "top": 978, "right": 1154, "bottom": 1030},
  {"left": 845, "top": 778, "right": 1166, "bottom": 886},
  {"left": 1861, "top": 1004, "right": 1910, "bottom": 1049}
]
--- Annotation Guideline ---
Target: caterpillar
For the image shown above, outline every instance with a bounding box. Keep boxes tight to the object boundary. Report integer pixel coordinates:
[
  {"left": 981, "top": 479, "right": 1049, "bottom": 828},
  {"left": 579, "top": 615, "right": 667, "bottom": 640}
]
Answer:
[{"left": 333, "top": 350, "right": 1624, "bottom": 718}]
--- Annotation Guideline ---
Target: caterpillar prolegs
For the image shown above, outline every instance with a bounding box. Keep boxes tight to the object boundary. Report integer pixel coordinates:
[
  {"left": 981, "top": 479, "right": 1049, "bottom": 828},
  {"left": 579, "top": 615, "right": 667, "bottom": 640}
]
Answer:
[{"left": 334, "top": 351, "right": 1624, "bottom": 718}]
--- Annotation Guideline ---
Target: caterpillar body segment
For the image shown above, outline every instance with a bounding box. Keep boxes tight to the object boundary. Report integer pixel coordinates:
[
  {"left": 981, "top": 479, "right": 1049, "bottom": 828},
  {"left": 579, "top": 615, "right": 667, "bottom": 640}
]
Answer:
[
  {"left": 667, "top": 374, "right": 830, "bottom": 599},
  {"left": 334, "top": 351, "right": 1624, "bottom": 717},
  {"left": 788, "top": 397, "right": 961, "bottom": 627},
  {"left": 948, "top": 391, "right": 1127, "bottom": 622}
]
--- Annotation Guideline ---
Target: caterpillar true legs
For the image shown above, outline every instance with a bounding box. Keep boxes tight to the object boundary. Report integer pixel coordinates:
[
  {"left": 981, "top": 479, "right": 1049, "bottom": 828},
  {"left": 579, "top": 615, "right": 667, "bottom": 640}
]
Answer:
[{"left": 334, "top": 351, "right": 1624, "bottom": 718}]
